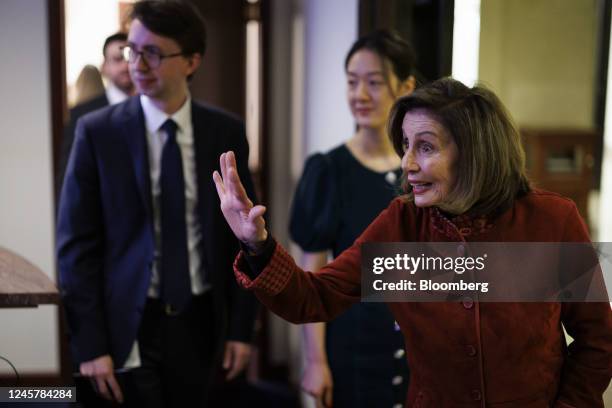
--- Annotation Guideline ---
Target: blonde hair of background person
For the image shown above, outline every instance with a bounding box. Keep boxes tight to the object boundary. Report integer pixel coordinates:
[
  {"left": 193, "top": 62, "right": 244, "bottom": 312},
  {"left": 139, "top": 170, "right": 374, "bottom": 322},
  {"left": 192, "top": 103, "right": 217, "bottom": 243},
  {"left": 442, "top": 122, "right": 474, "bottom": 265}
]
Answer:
[{"left": 72, "top": 64, "right": 105, "bottom": 106}]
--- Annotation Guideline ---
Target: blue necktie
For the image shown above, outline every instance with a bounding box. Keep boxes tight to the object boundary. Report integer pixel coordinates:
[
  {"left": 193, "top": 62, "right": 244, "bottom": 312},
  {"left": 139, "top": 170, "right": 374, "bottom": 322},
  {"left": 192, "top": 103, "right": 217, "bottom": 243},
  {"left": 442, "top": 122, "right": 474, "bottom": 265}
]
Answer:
[{"left": 160, "top": 119, "right": 191, "bottom": 312}]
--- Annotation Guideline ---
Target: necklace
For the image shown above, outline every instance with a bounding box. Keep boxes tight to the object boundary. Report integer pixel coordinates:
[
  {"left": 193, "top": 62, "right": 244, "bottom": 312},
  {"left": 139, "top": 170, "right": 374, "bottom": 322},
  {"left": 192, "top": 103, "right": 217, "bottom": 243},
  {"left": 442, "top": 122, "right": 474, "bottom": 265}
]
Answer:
[
  {"left": 385, "top": 171, "right": 398, "bottom": 185},
  {"left": 346, "top": 139, "right": 400, "bottom": 185}
]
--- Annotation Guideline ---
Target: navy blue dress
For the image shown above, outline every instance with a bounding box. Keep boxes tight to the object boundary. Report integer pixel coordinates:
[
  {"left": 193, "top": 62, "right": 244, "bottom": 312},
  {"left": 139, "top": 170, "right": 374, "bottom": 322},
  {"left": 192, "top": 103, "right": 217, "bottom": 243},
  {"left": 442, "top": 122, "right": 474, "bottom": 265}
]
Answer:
[{"left": 290, "top": 145, "right": 409, "bottom": 408}]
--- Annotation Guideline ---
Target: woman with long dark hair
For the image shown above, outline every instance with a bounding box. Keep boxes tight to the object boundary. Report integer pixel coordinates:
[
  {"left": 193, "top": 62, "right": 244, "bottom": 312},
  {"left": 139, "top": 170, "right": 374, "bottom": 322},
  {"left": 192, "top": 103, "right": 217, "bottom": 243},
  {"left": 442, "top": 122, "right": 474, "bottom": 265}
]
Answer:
[{"left": 290, "top": 30, "right": 416, "bottom": 408}]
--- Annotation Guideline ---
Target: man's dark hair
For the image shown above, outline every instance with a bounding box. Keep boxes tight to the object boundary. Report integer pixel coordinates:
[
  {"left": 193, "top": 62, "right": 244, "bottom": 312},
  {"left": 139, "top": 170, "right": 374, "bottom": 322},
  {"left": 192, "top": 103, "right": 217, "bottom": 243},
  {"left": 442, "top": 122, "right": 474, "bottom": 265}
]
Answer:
[
  {"left": 129, "top": 0, "right": 207, "bottom": 57},
  {"left": 103, "top": 32, "right": 128, "bottom": 58}
]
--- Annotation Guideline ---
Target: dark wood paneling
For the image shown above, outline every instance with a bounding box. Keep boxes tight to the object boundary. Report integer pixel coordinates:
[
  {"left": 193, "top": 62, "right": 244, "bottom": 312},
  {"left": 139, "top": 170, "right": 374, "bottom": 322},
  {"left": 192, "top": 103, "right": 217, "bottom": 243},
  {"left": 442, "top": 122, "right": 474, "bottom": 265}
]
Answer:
[
  {"left": 358, "top": 0, "right": 454, "bottom": 82},
  {"left": 189, "top": 0, "right": 246, "bottom": 119},
  {"left": 593, "top": 0, "right": 611, "bottom": 189},
  {"left": 522, "top": 128, "right": 597, "bottom": 226},
  {"left": 48, "top": 0, "right": 72, "bottom": 388},
  {"left": 50, "top": 0, "right": 67, "bottom": 201}
]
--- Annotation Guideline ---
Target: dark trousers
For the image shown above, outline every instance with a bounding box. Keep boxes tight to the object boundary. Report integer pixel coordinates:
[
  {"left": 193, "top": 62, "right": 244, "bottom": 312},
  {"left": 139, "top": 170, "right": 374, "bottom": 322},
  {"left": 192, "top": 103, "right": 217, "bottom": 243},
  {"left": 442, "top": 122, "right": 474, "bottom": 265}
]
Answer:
[{"left": 76, "top": 293, "right": 216, "bottom": 408}]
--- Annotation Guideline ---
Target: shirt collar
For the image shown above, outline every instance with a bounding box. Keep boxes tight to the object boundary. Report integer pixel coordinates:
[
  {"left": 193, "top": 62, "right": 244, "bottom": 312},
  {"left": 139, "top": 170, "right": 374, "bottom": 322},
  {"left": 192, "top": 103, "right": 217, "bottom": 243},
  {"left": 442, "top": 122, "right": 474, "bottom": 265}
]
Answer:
[
  {"left": 140, "top": 94, "right": 192, "bottom": 134},
  {"left": 105, "top": 82, "right": 129, "bottom": 105}
]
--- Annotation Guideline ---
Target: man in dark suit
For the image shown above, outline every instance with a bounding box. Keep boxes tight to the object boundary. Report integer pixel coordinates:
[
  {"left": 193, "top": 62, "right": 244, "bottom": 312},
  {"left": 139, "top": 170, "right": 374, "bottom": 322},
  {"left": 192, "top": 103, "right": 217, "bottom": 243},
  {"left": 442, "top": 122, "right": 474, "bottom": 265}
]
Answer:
[
  {"left": 57, "top": 32, "right": 135, "bottom": 195},
  {"left": 57, "top": 2, "right": 258, "bottom": 407}
]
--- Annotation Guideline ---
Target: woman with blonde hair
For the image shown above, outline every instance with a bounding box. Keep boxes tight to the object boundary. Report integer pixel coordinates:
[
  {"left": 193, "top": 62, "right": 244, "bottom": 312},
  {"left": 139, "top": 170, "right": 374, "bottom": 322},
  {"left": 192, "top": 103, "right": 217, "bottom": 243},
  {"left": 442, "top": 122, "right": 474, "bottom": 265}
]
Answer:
[{"left": 73, "top": 64, "right": 105, "bottom": 106}]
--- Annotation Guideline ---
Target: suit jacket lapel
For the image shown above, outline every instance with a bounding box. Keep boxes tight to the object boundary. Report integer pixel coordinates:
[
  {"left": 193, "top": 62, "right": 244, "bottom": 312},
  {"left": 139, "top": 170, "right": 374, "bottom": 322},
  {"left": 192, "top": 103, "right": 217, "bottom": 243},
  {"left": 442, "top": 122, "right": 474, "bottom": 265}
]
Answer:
[
  {"left": 122, "top": 97, "right": 153, "bottom": 219},
  {"left": 193, "top": 102, "right": 223, "bottom": 283},
  {"left": 192, "top": 102, "right": 218, "bottom": 231}
]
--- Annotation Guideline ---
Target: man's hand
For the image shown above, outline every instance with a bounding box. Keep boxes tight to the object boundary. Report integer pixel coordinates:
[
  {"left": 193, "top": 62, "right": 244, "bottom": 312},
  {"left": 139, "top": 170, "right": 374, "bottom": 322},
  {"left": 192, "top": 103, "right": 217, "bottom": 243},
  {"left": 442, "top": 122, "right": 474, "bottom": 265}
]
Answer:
[
  {"left": 223, "top": 341, "right": 253, "bottom": 380},
  {"left": 302, "top": 360, "right": 333, "bottom": 408},
  {"left": 79, "top": 354, "right": 124, "bottom": 403}
]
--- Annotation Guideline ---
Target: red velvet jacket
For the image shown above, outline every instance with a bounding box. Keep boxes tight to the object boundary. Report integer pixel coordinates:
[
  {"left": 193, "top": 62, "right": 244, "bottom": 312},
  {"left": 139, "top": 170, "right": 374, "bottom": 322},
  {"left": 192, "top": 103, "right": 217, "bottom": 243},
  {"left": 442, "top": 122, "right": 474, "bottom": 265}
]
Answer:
[{"left": 235, "top": 190, "right": 612, "bottom": 407}]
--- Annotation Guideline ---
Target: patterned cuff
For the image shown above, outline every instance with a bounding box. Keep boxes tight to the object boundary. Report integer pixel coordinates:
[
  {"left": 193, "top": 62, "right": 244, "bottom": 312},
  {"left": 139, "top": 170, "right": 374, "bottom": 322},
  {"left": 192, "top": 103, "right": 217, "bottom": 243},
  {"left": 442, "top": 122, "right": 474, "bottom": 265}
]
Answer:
[{"left": 233, "top": 243, "right": 295, "bottom": 296}]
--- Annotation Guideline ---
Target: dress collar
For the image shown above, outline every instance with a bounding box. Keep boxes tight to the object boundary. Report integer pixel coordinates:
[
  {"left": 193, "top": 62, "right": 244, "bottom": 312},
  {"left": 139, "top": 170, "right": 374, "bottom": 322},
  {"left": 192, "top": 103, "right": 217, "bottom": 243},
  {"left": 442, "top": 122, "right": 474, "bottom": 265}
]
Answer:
[{"left": 430, "top": 206, "right": 493, "bottom": 240}]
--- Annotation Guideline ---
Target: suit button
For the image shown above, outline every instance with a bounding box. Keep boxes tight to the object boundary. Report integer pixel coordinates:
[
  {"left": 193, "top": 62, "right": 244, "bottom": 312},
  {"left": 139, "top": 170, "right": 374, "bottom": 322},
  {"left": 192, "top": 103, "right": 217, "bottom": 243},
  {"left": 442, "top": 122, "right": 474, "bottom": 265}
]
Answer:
[
  {"left": 457, "top": 245, "right": 466, "bottom": 256},
  {"left": 466, "top": 345, "right": 477, "bottom": 356},
  {"left": 462, "top": 296, "right": 474, "bottom": 309},
  {"left": 394, "top": 349, "right": 405, "bottom": 359},
  {"left": 471, "top": 390, "right": 482, "bottom": 400},
  {"left": 391, "top": 376, "right": 403, "bottom": 386}
]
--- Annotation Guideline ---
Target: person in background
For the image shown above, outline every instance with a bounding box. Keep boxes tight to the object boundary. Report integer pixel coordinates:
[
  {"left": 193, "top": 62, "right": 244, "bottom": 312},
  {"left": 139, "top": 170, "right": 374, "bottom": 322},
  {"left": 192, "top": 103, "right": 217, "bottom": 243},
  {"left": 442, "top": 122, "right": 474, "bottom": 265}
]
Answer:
[
  {"left": 58, "top": 32, "right": 135, "bottom": 194},
  {"left": 73, "top": 64, "right": 105, "bottom": 106},
  {"left": 214, "top": 77, "right": 612, "bottom": 408},
  {"left": 290, "top": 30, "right": 416, "bottom": 408},
  {"left": 58, "top": 1, "right": 257, "bottom": 406}
]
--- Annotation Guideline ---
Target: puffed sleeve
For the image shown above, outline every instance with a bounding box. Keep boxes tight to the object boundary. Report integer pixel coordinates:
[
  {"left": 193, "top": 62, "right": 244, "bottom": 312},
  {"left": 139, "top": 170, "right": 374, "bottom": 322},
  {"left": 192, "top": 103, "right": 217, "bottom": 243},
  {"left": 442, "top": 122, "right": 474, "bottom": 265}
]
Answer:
[{"left": 289, "top": 153, "right": 340, "bottom": 251}]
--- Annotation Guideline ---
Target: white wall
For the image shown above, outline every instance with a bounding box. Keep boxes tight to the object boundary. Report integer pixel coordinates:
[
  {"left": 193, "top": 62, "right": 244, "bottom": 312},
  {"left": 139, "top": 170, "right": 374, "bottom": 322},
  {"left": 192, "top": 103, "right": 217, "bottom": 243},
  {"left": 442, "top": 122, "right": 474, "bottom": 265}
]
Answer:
[
  {"left": 479, "top": 0, "right": 597, "bottom": 129},
  {"left": 267, "top": 0, "right": 358, "bottom": 396},
  {"left": 0, "top": 0, "right": 58, "bottom": 375},
  {"left": 600, "top": 11, "right": 612, "bottom": 244},
  {"left": 64, "top": 0, "right": 120, "bottom": 85},
  {"left": 64, "top": 0, "right": 122, "bottom": 105},
  {"left": 301, "top": 0, "right": 357, "bottom": 158}
]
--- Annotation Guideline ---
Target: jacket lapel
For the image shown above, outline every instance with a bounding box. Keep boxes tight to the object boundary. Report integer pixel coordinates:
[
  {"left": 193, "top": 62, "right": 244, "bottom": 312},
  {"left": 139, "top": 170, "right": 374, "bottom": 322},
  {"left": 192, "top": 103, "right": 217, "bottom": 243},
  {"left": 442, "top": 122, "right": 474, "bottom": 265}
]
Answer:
[
  {"left": 122, "top": 97, "right": 153, "bottom": 219},
  {"left": 193, "top": 102, "right": 223, "bottom": 283},
  {"left": 192, "top": 102, "right": 219, "bottom": 232}
]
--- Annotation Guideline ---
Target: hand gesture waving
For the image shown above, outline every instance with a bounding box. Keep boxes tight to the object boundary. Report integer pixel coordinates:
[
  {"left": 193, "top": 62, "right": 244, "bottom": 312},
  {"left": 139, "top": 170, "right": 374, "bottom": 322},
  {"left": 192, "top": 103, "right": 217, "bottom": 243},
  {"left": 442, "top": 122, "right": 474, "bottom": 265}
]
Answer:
[{"left": 213, "top": 151, "right": 268, "bottom": 251}]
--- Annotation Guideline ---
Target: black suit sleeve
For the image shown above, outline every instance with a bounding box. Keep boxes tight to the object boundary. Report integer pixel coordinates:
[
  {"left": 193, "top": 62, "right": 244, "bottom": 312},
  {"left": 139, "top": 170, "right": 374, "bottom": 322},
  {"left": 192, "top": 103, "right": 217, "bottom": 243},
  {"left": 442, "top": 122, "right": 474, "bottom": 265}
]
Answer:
[
  {"left": 57, "top": 96, "right": 109, "bottom": 201},
  {"left": 57, "top": 118, "right": 110, "bottom": 364},
  {"left": 56, "top": 114, "right": 77, "bottom": 200}
]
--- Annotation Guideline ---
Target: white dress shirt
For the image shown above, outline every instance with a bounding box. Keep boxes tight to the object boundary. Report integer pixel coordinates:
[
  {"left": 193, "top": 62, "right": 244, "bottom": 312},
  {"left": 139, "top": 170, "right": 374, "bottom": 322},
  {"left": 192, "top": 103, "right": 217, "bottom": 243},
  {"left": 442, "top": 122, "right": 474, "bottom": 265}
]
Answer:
[
  {"left": 105, "top": 82, "right": 129, "bottom": 105},
  {"left": 124, "top": 94, "right": 208, "bottom": 368}
]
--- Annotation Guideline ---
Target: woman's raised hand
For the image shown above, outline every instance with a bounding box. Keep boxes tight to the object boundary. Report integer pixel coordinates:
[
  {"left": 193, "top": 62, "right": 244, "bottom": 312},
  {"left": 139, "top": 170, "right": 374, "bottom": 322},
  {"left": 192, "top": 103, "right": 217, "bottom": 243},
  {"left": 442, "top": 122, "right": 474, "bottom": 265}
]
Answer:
[{"left": 213, "top": 151, "right": 268, "bottom": 251}]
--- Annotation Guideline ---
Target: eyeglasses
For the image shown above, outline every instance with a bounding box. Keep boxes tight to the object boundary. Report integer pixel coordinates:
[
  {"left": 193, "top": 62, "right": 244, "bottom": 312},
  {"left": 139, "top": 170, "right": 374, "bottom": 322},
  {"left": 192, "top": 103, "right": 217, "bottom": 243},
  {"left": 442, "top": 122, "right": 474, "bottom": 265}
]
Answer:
[{"left": 121, "top": 45, "right": 184, "bottom": 69}]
